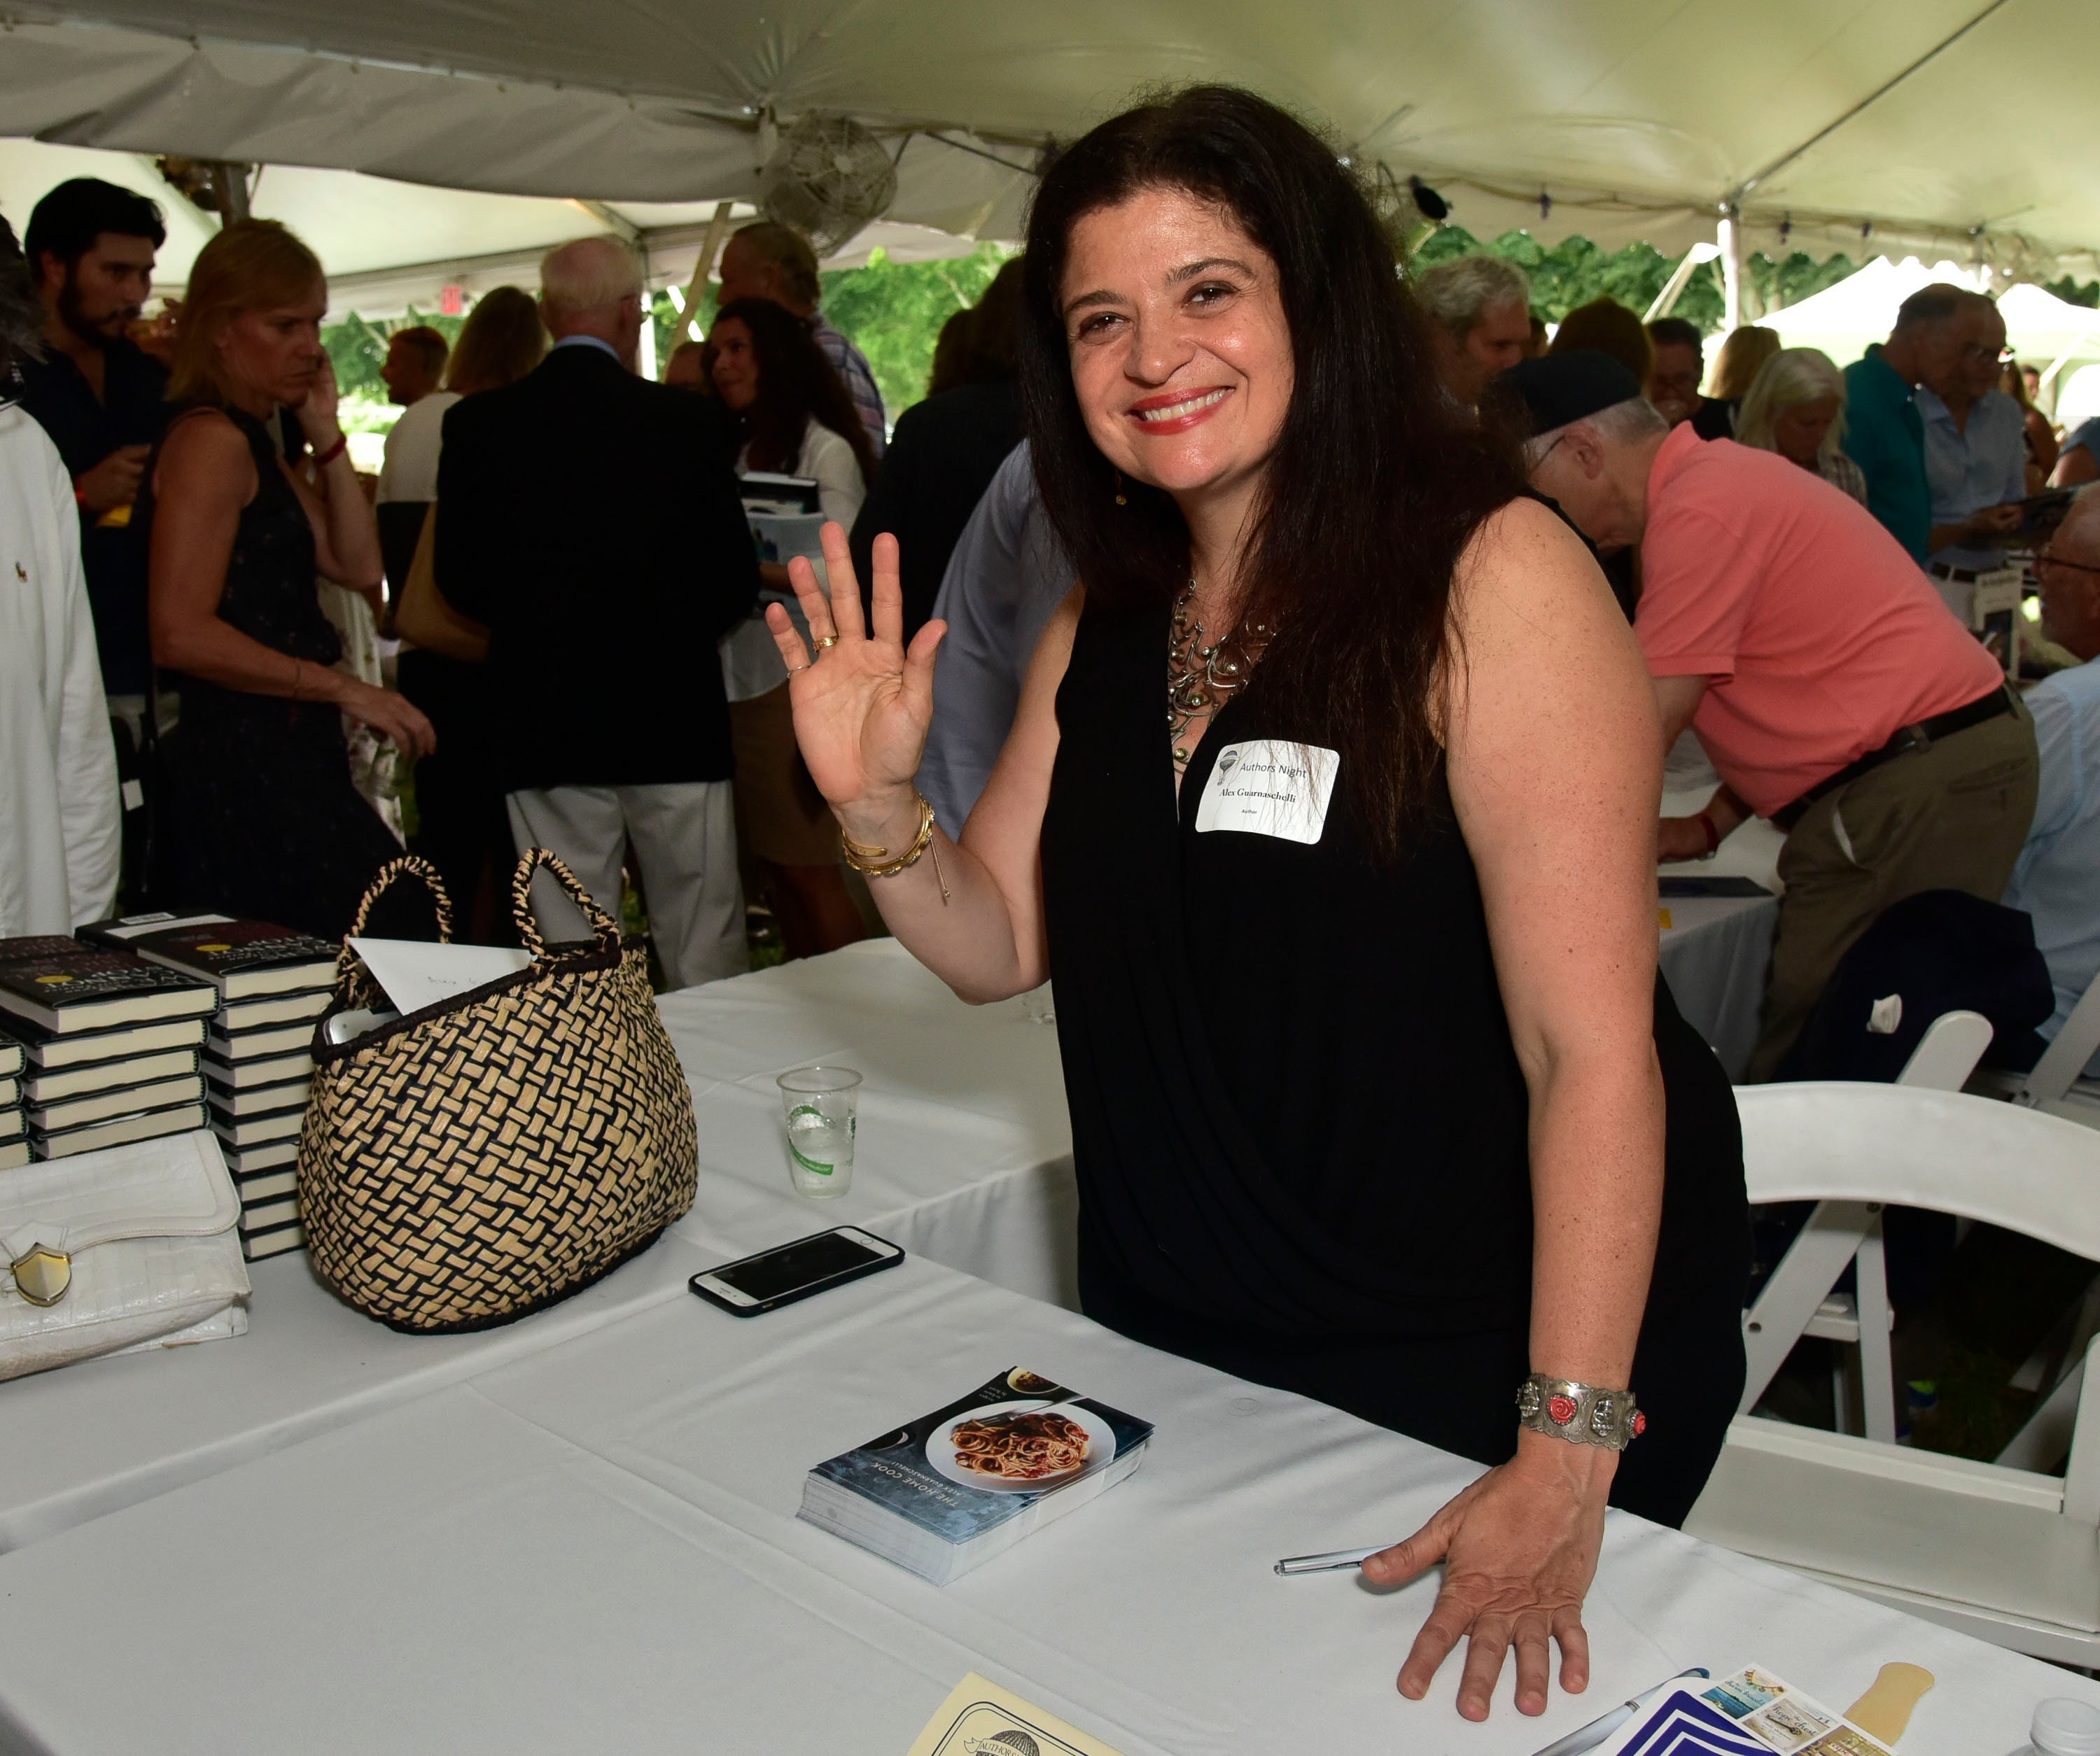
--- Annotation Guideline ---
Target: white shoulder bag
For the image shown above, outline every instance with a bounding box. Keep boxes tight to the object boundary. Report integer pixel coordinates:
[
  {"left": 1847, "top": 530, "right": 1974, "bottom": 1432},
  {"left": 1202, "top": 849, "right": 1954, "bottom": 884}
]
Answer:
[{"left": 1, "top": 1130, "right": 251, "bottom": 1382}]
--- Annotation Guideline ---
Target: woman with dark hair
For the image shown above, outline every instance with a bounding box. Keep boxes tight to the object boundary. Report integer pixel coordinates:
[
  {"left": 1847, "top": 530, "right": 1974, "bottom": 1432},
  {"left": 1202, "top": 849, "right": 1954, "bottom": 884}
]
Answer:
[
  {"left": 144, "top": 218, "right": 432, "bottom": 937},
  {"left": 706, "top": 294, "right": 876, "bottom": 958},
  {"left": 770, "top": 87, "right": 1745, "bottom": 1721}
]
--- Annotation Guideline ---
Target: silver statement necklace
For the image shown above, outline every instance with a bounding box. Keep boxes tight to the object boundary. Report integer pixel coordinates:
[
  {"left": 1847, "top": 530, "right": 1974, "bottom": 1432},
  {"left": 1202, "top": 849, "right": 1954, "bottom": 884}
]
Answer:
[{"left": 1167, "top": 583, "right": 1268, "bottom": 771}]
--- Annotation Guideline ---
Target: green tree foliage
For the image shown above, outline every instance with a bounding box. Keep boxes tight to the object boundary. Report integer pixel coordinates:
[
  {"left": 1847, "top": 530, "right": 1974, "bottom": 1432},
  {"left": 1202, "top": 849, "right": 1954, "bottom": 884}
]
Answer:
[
  {"left": 1409, "top": 225, "right": 1855, "bottom": 335},
  {"left": 2045, "top": 275, "right": 2099, "bottom": 309},
  {"left": 654, "top": 241, "right": 1011, "bottom": 422},
  {"left": 323, "top": 307, "right": 468, "bottom": 431},
  {"left": 820, "top": 243, "right": 1009, "bottom": 416}
]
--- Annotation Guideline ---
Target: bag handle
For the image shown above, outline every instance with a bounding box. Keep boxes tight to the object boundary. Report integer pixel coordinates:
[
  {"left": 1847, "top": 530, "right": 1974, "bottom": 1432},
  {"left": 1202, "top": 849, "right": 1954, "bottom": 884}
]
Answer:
[
  {"left": 510, "top": 848, "right": 622, "bottom": 960},
  {"left": 335, "top": 855, "right": 456, "bottom": 992}
]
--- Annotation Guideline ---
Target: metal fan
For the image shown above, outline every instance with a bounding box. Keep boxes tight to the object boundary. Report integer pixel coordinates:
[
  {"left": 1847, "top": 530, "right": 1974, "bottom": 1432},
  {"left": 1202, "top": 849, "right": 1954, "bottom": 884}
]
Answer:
[
  {"left": 1365, "top": 162, "right": 1448, "bottom": 265},
  {"left": 757, "top": 112, "right": 899, "bottom": 258}
]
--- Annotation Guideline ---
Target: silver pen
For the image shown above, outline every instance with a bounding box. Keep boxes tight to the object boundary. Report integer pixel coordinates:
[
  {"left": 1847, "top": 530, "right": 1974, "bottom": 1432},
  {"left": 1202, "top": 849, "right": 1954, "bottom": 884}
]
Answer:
[
  {"left": 1273, "top": 1543, "right": 1387, "bottom": 1575},
  {"left": 1529, "top": 1667, "right": 1710, "bottom": 1756}
]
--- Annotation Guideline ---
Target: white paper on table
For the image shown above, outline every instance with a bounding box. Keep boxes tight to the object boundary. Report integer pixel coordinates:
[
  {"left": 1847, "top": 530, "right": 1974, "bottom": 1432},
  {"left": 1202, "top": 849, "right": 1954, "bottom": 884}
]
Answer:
[{"left": 348, "top": 939, "right": 531, "bottom": 1016}]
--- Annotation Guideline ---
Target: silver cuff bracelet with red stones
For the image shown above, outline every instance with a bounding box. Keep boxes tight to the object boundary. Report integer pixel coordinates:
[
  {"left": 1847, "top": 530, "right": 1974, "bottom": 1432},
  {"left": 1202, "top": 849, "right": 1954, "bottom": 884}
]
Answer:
[{"left": 1516, "top": 1373, "right": 1646, "bottom": 1449}]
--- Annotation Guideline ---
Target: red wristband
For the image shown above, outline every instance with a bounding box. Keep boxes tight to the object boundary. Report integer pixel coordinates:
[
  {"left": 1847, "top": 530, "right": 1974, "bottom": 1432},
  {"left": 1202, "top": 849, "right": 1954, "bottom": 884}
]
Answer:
[{"left": 313, "top": 434, "right": 349, "bottom": 468}]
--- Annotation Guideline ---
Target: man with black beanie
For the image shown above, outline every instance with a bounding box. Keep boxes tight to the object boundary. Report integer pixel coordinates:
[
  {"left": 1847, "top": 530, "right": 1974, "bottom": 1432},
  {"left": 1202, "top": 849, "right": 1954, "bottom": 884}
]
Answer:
[{"left": 1501, "top": 351, "right": 2037, "bottom": 1077}]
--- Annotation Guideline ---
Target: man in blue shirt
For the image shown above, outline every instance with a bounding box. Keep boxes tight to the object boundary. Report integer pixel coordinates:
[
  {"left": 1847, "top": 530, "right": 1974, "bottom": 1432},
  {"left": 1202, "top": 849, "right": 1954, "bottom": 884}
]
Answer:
[
  {"left": 717, "top": 221, "right": 886, "bottom": 458},
  {"left": 1919, "top": 293, "right": 2027, "bottom": 619},
  {"left": 2005, "top": 493, "right": 2100, "bottom": 1069},
  {"left": 918, "top": 442, "right": 1073, "bottom": 831},
  {"left": 1842, "top": 284, "right": 1970, "bottom": 564}
]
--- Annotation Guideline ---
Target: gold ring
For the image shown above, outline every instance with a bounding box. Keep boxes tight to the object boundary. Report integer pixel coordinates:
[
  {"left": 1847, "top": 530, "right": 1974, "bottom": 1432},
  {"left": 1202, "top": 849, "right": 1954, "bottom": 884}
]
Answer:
[{"left": 814, "top": 633, "right": 839, "bottom": 649}]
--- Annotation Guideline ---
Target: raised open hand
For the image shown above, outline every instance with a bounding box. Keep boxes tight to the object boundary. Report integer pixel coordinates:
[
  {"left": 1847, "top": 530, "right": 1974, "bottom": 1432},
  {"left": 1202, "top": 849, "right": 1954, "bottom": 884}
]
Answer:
[{"left": 765, "top": 524, "right": 945, "bottom": 819}]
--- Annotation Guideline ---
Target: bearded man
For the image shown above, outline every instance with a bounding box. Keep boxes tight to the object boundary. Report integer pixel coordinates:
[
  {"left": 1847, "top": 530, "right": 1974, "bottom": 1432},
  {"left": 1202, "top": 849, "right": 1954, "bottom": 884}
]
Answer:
[{"left": 18, "top": 178, "right": 172, "bottom": 707}]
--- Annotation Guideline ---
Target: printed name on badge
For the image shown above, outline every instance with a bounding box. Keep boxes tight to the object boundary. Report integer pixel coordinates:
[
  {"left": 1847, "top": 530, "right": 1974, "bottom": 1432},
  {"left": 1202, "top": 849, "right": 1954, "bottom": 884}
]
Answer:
[{"left": 1194, "top": 740, "right": 1340, "bottom": 845}]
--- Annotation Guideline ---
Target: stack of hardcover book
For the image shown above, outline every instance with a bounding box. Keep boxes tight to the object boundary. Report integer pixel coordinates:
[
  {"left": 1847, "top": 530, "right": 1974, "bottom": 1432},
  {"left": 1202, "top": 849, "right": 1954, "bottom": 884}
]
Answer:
[
  {"left": 0, "top": 1026, "right": 23, "bottom": 1170},
  {"left": 0, "top": 936, "right": 216, "bottom": 1159},
  {"left": 80, "top": 915, "right": 337, "bottom": 1261}
]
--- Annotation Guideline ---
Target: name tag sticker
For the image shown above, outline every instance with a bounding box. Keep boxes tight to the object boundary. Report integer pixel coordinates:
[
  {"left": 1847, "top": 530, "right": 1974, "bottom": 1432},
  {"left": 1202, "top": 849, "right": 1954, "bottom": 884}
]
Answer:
[{"left": 1194, "top": 740, "right": 1340, "bottom": 844}]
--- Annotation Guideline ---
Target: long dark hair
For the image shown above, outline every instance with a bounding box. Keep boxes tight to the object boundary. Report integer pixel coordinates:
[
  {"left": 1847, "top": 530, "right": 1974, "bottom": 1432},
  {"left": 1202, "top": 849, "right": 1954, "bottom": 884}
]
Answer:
[
  {"left": 707, "top": 295, "right": 878, "bottom": 487},
  {"left": 1020, "top": 86, "right": 1525, "bottom": 859}
]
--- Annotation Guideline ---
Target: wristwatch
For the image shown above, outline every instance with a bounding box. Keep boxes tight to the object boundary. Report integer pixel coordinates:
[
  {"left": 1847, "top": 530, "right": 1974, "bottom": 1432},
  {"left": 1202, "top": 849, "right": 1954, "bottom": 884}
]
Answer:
[{"left": 1516, "top": 1373, "right": 1646, "bottom": 1450}]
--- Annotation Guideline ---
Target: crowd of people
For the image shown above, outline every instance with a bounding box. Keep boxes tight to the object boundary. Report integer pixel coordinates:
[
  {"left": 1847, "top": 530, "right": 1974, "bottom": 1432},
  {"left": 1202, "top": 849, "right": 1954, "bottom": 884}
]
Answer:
[{"left": 3, "top": 87, "right": 2098, "bottom": 1721}]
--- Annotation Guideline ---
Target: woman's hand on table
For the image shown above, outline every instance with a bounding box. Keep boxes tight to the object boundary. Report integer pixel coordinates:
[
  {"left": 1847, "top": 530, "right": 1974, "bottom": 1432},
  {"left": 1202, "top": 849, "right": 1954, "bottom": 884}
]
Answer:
[
  {"left": 1363, "top": 1433, "right": 1612, "bottom": 1720},
  {"left": 768, "top": 524, "right": 946, "bottom": 845}
]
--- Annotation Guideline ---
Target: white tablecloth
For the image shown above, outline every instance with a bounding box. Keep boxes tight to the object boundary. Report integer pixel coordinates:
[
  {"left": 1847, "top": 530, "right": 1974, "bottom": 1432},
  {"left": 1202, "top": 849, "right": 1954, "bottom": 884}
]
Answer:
[
  {"left": 0, "top": 946, "right": 1077, "bottom": 1556},
  {"left": 0, "top": 908, "right": 1793, "bottom": 1559},
  {"left": 1660, "top": 896, "right": 1779, "bottom": 1080},
  {"left": 1658, "top": 785, "right": 1787, "bottom": 1079},
  {"left": 662, "top": 941, "right": 1076, "bottom": 1305},
  {"left": 0, "top": 1228, "right": 722, "bottom": 1554},
  {"left": 0, "top": 1251, "right": 2087, "bottom": 1756},
  {"left": 1660, "top": 785, "right": 1787, "bottom": 894}
]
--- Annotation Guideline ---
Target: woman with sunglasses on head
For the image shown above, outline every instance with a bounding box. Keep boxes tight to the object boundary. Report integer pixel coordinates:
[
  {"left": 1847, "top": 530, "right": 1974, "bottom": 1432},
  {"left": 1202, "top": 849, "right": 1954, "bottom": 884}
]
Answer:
[
  {"left": 770, "top": 87, "right": 1745, "bottom": 1722},
  {"left": 143, "top": 219, "right": 432, "bottom": 938}
]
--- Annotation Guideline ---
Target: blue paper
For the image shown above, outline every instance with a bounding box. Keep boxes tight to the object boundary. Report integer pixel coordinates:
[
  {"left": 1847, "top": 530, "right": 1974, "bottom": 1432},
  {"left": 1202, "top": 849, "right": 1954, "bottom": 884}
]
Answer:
[{"left": 1616, "top": 1690, "right": 1775, "bottom": 1756}]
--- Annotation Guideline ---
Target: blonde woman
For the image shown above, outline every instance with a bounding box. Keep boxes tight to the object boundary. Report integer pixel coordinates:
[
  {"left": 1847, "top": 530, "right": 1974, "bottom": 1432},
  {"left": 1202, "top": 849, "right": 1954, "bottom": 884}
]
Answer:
[
  {"left": 144, "top": 219, "right": 432, "bottom": 936},
  {"left": 1735, "top": 347, "right": 1869, "bottom": 504},
  {"left": 1690, "top": 323, "right": 1780, "bottom": 439}
]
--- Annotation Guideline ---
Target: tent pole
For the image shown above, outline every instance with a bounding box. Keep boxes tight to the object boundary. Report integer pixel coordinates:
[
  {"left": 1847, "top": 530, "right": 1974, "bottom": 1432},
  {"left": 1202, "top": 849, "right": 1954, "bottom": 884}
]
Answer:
[
  {"left": 207, "top": 162, "right": 251, "bottom": 225},
  {"left": 663, "top": 200, "right": 736, "bottom": 375},
  {"left": 1644, "top": 241, "right": 1721, "bottom": 323},
  {"left": 1719, "top": 209, "right": 1744, "bottom": 333}
]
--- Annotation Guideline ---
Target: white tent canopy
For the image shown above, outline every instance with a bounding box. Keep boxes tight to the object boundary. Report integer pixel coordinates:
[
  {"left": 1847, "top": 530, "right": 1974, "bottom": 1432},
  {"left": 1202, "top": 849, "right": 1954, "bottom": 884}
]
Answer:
[
  {"left": 4, "top": 0, "right": 2098, "bottom": 283},
  {"left": 0, "top": 137, "right": 993, "bottom": 321},
  {"left": 1763, "top": 256, "right": 2100, "bottom": 402}
]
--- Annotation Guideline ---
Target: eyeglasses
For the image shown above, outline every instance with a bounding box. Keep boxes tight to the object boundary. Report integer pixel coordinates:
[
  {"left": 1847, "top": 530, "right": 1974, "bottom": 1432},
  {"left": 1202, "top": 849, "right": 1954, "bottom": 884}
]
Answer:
[
  {"left": 1529, "top": 433, "right": 1568, "bottom": 469},
  {"left": 2038, "top": 551, "right": 2100, "bottom": 577}
]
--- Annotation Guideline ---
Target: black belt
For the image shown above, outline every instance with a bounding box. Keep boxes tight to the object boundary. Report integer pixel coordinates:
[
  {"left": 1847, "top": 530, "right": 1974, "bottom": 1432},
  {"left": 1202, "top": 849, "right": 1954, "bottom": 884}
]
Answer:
[{"left": 1772, "top": 684, "right": 2018, "bottom": 832}]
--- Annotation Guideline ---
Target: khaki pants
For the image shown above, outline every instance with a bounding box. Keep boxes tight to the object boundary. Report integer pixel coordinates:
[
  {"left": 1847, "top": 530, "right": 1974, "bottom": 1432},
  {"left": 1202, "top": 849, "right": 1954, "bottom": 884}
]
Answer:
[
  {"left": 1751, "top": 700, "right": 2039, "bottom": 1080},
  {"left": 505, "top": 781, "right": 746, "bottom": 990}
]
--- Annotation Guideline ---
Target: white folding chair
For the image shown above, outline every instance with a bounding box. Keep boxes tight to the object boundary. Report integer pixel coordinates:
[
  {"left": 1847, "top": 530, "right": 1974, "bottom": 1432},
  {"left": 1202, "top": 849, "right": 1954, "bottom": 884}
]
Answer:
[
  {"left": 1688, "top": 1083, "right": 2100, "bottom": 1666},
  {"left": 1975, "top": 968, "right": 2100, "bottom": 1130},
  {"left": 1740, "top": 1012, "right": 1994, "bottom": 1442}
]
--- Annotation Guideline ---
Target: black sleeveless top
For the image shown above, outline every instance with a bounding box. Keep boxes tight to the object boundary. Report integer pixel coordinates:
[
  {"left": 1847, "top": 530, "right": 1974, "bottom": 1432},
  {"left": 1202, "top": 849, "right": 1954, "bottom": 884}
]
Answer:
[
  {"left": 1041, "top": 593, "right": 1744, "bottom": 1344},
  {"left": 143, "top": 405, "right": 341, "bottom": 726}
]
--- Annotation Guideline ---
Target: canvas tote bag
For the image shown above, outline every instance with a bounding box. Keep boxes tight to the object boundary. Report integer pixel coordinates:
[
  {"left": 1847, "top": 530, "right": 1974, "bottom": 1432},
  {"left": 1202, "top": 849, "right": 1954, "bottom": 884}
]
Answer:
[{"left": 298, "top": 850, "right": 698, "bottom": 1333}]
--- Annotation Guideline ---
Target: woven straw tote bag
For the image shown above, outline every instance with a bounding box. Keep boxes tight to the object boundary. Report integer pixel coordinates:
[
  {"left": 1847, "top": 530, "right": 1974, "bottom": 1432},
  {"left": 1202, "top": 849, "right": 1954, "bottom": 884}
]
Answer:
[{"left": 298, "top": 850, "right": 699, "bottom": 1333}]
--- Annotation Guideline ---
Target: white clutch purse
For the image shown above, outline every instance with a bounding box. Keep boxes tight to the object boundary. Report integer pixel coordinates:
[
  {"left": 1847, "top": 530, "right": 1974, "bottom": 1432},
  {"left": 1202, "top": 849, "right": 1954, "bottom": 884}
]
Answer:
[{"left": 0, "top": 1130, "right": 252, "bottom": 1382}]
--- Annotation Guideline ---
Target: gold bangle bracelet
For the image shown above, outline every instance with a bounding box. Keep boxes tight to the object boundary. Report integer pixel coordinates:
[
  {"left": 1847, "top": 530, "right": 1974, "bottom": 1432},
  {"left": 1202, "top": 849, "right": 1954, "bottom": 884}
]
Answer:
[
  {"left": 839, "top": 794, "right": 951, "bottom": 904},
  {"left": 841, "top": 794, "right": 934, "bottom": 878}
]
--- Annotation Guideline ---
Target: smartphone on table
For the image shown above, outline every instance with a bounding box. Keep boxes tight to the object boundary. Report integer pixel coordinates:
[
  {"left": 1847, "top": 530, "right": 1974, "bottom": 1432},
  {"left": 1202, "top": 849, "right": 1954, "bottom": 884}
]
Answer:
[{"left": 689, "top": 1227, "right": 904, "bottom": 1316}]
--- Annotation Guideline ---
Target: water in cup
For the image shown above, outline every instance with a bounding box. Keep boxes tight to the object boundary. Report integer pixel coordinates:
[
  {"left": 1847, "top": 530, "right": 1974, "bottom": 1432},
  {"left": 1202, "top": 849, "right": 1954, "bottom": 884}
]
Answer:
[{"left": 776, "top": 1065, "right": 862, "bottom": 1199}]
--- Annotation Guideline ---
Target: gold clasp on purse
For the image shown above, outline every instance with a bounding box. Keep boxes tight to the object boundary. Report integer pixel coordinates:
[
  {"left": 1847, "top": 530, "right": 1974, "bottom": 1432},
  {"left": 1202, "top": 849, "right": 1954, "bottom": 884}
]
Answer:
[{"left": 9, "top": 1244, "right": 71, "bottom": 1307}]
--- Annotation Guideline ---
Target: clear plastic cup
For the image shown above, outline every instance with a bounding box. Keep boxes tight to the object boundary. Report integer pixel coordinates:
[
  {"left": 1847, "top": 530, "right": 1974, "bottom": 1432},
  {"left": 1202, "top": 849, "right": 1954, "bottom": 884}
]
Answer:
[{"left": 775, "top": 1066, "right": 862, "bottom": 1198}]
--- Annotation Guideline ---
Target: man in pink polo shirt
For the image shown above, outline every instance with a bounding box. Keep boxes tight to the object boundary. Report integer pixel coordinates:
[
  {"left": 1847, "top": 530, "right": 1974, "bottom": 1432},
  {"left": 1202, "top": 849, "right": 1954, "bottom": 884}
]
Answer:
[{"left": 1504, "top": 351, "right": 2037, "bottom": 1077}]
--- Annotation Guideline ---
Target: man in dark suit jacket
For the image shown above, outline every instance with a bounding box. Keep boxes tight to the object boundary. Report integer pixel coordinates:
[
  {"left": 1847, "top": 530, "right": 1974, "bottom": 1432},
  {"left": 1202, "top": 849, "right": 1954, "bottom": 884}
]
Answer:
[{"left": 436, "top": 236, "right": 759, "bottom": 986}]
